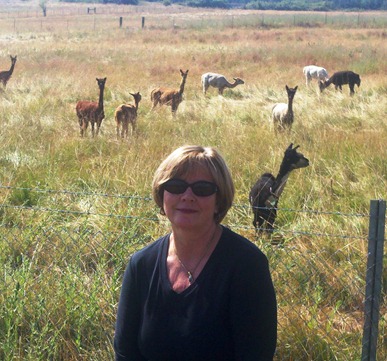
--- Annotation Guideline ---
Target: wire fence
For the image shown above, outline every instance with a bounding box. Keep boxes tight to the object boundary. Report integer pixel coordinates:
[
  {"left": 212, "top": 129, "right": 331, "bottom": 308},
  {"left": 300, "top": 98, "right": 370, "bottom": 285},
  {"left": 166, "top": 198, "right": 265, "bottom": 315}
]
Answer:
[
  {"left": 0, "top": 7, "right": 386, "bottom": 34},
  {"left": 0, "top": 185, "right": 385, "bottom": 360}
]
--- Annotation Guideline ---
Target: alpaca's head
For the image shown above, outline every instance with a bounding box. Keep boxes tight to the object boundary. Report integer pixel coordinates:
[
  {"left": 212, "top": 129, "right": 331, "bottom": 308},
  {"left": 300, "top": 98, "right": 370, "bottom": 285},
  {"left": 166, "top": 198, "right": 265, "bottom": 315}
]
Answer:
[
  {"left": 233, "top": 77, "right": 245, "bottom": 85},
  {"left": 283, "top": 143, "right": 309, "bottom": 170},
  {"left": 319, "top": 79, "right": 330, "bottom": 92},
  {"left": 180, "top": 69, "right": 189, "bottom": 79},
  {"left": 96, "top": 77, "right": 107, "bottom": 90},
  {"left": 285, "top": 85, "right": 298, "bottom": 100},
  {"left": 130, "top": 92, "right": 142, "bottom": 104},
  {"left": 355, "top": 74, "right": 361, "bottom": 87},
  {"left": 10, "top": 55, "right": 17, "bottom": 64}
]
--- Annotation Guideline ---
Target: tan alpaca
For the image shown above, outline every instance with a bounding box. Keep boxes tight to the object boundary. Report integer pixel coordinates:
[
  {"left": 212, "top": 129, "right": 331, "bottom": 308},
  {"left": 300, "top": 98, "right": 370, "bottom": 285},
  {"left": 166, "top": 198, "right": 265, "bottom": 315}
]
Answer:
[
  {"left": 151, "top": 69, "right": 189, "bottom": 115},
  {"left": 115, "top": 92, "right": 142, "bottom": 139}
]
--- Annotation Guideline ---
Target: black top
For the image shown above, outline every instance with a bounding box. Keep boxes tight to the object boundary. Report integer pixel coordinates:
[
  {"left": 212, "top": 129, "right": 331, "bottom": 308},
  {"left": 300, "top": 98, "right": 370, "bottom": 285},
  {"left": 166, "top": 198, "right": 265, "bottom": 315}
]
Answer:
[{"left": 114, "top": 226, "right": 277, "bottom": 361}]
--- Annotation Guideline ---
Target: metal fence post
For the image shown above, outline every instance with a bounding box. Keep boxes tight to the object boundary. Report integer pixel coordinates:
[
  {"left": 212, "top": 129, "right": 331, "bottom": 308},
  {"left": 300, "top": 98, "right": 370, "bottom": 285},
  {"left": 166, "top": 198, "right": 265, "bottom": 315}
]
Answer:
[{"left": 361, "top": 199, "right": 386, "bottom": 361}]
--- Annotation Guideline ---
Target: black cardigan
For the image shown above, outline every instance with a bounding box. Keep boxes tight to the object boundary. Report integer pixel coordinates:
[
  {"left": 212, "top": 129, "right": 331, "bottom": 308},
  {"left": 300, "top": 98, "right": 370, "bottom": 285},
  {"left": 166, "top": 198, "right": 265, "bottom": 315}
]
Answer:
[{"left": 114, "top": 226, "right": 277, "bottom": 361}]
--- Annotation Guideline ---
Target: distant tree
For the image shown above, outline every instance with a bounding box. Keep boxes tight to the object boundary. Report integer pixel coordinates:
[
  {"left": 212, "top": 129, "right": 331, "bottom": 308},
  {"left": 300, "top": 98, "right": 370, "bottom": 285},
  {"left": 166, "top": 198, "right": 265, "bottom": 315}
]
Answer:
[{"left": 39, "top": 0, "right": 47, "bottom": 16}]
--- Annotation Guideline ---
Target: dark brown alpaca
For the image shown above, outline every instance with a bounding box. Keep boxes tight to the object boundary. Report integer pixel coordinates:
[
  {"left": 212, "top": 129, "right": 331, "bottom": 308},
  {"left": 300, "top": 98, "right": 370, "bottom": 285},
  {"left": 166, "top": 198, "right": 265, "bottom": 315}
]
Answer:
[
  {"left": 249, "top": 143, "right": 309, "bottom": 233},
  {"left": 114, "top": 92, "right": 142, "bottom": 139},
  {"left": 151, "top": 69, "right": 189, "bottom": 115},
  {"left": 319, "top": 70, "right": 361, "bottom": 96},
  {"left": 0, "top": 55, "right": 17, "bottom": 88},
  {"left": 76, "top": 77, "right": 107, "bottom": 137}
]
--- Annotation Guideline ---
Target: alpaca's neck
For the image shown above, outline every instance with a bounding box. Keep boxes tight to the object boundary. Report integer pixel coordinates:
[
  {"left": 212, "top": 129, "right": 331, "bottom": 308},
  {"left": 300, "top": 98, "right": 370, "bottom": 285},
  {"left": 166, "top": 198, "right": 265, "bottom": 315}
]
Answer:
[
  {"left": 179, "top": 76, "right": 187, "bottom": 95},
  {"left": 229, "top": 80, "right": 239, "bottom": 88},
  {"left": 98, "top": 86, "right": 105, "bottom": 110},
  {"left": 272, "top": 161, "right": 294, "bottom": 196},
  {"left": 9, "top": 62, "right": 16, "bottom": 75},
  {"left": 287, "top": 97, "right": 294, "bottom": 114},
  {"left": 135, "top": 100, "right": 139, "bottom": 111}
]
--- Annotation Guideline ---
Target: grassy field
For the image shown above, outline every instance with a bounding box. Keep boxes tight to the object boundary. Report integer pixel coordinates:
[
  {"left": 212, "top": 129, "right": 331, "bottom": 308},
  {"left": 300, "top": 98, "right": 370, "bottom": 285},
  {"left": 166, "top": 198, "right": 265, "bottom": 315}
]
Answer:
[{"left": 0, "top": 2, "right": 386, "bottom": 360}]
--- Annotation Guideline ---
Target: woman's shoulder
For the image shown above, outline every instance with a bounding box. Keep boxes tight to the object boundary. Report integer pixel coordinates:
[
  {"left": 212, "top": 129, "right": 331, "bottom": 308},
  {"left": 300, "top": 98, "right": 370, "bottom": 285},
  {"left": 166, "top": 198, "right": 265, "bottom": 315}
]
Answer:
[{"left": 221, "top": 226, "right": 268, "bottom": 261}]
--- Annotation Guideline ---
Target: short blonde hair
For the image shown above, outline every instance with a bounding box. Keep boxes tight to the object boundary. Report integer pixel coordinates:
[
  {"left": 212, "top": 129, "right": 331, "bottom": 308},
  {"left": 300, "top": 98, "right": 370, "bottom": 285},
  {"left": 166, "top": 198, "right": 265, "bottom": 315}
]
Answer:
[{"left": 152, "top": 145, "right": 234, "bottom": 223}]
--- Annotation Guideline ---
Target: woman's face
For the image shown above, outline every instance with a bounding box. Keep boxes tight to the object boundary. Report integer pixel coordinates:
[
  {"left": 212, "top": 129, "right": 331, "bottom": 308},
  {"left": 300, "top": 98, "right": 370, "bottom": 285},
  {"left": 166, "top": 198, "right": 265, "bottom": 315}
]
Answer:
[{"left": 163, "top": 167, "right": 218, "bottom": 232}]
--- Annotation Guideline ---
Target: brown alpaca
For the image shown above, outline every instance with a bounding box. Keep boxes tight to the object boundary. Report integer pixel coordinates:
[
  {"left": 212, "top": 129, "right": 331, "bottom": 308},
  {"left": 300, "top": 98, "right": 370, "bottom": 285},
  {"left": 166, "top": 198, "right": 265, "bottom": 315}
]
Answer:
[
  {"left": 76, "top": 77, "right": 107, "bottom": 137},
  {"left": 151, "top": 69, "right": 189, "bottom": 115},
  {"left": 0, "top": 55, "right": 17, "bottom": 88},
  {"left": 115, "top": 92, "right": 142, "bottom": 139}
]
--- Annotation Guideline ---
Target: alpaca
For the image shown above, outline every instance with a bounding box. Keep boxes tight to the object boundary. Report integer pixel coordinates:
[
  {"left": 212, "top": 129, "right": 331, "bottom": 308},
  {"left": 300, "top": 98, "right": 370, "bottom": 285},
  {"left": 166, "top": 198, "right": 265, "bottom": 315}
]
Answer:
[
  {"left": 319, "top": 71, "right": 361, "bottom": 96},
  {"left": 201, "top": 72, "right": 245, "bottom": 95},
  {"left": 114, "top": 92, "right": 142, "bottom": 139},
  {"left": 151, "top": 69, "right": 189, "bottom": 115},
  {"left": 249, "top": 143, "right": 309, "bottom": 233},
  {"left": 271, "top": 85, "right": 298, "bottom": 132},
  {"left": 303, "top": 65, "right": 329, "bottom": 86},
  {"left": 0, "top": 55, "right": 17, "bottom": 88},
  {"left": 76, "top": 77, "right": 107, "bottom": 137}
]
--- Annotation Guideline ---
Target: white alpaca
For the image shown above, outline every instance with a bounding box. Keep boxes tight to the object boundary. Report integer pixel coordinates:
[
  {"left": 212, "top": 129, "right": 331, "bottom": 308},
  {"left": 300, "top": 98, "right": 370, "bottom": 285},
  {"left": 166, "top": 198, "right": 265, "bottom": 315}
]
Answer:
[
  {"left": 303, "top": 65, "right": 329, "bottom": 86},
  {"left": 201, "top": 72, "right": 244, "bottom": 95}
]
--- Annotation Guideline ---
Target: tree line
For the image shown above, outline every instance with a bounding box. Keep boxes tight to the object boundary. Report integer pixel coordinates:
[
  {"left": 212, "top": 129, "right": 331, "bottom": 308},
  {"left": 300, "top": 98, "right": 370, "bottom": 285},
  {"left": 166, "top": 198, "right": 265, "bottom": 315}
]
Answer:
[{"left": 59, "top": 0, "right": 387, "bottom": 11}]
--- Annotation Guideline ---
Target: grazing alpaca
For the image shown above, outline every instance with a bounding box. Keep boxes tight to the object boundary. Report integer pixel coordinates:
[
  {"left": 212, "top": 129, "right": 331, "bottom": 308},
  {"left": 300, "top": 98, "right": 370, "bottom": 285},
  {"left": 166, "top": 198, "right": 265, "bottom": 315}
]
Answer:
[
  {"left": 271, "top": 85, "right": 298, "bottom": 132},
  {"left": 0, "top": 55, "right": 17, "bottom": 88},
  {"left": 201, "top": 72, "right": 245, "bottom": 95},
  {"left": 303, "top": 65, "right": 329, "bottom": 86},
  {"left": 319, "top": 70, "right": 361, "bottom": 96},
  {"left": 151, "top": 69, "right": 189, "bottom": 115},
  {"left": 76, "top": 77, "right": 107, "bottom": 137},
  {"left": 114, "top": 92, "right": 142, "bottom": 139},
  {"left": 249, "top": 143, "right": 309, "bottom": 233}
]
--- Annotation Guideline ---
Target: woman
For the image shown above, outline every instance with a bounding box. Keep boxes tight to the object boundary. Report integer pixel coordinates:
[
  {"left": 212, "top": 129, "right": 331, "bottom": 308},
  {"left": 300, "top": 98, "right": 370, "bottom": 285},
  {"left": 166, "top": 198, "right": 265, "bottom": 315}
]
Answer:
[{"left": 114, "top": 145, "right": 277, "bottom": 361}]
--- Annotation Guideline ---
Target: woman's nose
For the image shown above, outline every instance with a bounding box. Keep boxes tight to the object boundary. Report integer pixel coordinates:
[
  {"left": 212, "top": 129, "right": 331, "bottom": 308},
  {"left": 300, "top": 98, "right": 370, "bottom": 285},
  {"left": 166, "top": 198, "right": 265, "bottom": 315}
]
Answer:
[{"left": 180, "top": 186, "right": 195, "bottom": 199}]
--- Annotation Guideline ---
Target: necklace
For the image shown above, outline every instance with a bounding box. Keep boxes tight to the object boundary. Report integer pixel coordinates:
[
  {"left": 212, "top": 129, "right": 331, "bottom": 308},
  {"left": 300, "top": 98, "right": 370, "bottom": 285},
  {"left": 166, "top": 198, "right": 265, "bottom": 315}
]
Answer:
[{"left": 173, "top": 225, "right": 219, "bottom": 284}]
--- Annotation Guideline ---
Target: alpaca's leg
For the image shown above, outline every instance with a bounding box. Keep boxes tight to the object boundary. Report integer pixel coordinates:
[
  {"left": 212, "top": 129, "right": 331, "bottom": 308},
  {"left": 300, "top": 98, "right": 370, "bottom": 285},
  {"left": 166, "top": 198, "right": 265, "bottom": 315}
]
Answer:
[
  {"left": 218, "top": 87, "right": 224, "bottom": 95},
  {"left": 123, "top": 122, "right": 129, "bottom": 138},
  {"left": 116, "top": 122, "right": 120, "bottom": 139},
  {"left": 266, "top": 209, "right": 277, "bottom": 233},
  {"left": 203, "top": 81, "right": 209, "bottom": 95},
  {"left": 171, "top": 97, "right": 180, "bottom": 116},
  {"left": 81, "top": 119, "right": 89, "bottom": 137},
  {"left": 349, "top": 82, "right": 355, "bottom": 95},
  {"left": 91, "top": 121, "right": 95, "bottom": 137}
]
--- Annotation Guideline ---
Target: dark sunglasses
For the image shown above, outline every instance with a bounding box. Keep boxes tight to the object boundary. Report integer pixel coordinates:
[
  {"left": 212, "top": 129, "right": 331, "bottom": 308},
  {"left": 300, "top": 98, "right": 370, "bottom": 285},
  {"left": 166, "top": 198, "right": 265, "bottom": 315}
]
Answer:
[{"left": 162, "top": 179, "right": 218, "bottom": 197}]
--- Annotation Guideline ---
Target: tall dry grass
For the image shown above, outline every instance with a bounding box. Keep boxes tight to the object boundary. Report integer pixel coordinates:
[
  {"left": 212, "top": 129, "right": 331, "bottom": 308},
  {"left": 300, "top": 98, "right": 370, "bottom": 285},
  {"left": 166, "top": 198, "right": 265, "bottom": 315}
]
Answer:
[{"left": 0, "top": 4, "right": 386, "bottom": 361}]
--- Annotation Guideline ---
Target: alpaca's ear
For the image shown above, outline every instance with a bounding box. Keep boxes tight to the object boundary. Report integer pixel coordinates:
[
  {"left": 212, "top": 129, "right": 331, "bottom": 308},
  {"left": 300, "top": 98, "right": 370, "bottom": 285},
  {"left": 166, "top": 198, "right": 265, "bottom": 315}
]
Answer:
[
  {"left": 288, "top": 143, "right": 294, "bottom": 150},
  {"left": 295, "top": 86, "right": 298, "bottom": 91},
  {"left": 286, "top": 85, "right": 289, "bottom": 91}
]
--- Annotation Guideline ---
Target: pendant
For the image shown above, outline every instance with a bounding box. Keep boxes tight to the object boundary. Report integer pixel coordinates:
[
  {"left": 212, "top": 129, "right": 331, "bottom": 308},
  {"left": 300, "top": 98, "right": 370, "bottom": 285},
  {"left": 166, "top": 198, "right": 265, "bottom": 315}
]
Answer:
[{"left": 187, "top": 271, "right": 194, "bottom": 284}]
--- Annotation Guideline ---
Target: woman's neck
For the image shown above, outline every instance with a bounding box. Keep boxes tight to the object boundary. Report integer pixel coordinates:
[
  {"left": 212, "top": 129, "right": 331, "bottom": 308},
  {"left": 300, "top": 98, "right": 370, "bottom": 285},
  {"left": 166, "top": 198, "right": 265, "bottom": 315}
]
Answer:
[{"left": 171, "top": 224, "right": 220, "bottom": 258}]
